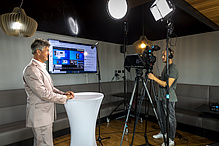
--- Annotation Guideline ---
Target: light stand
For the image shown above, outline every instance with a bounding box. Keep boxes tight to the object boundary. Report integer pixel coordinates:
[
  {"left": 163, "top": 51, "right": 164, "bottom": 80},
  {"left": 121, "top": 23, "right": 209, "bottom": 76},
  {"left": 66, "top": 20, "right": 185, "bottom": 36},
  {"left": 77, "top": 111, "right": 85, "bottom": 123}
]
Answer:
[
  {"left": 123, "top": 20, "right": 128, "bottom": 117},
  {"left": 165, "top": 17, "right": 174, "bottom": 146},
  {"left": 106, "top": 21, "right": 130, "bottom": 122},
  {"left": 94, "top": 43, "right": 110, "bottom": 146},
  {"left": 150, "top": 0, "right": 175, "bottom": 145}
]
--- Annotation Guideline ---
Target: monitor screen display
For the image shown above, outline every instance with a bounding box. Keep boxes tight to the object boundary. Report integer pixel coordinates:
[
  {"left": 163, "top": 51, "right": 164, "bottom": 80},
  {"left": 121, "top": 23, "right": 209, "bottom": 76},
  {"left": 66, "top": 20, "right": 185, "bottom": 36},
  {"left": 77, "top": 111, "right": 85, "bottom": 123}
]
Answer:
[{"left": 48, "top": 39, "right": 97, "bottom": 74}]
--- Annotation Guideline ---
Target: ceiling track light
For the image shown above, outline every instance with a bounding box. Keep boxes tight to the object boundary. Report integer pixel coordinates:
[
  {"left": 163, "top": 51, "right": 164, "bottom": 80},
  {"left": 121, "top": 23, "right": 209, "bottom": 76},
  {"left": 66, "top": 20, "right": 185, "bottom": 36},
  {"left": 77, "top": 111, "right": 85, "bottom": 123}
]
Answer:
[{"left": 0, "top": 0, "right": 38, "bottom": 37}]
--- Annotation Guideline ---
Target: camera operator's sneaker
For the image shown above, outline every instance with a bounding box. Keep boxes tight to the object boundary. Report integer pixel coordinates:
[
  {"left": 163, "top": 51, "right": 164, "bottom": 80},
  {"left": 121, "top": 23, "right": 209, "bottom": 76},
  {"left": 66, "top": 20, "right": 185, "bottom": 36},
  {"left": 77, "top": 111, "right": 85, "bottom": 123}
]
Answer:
[
  {"left": 153, "top": 132, "right": 167, "bottom": 139},
  {"left": 161, "top": 138, "right": 175, "bottom": 146}
]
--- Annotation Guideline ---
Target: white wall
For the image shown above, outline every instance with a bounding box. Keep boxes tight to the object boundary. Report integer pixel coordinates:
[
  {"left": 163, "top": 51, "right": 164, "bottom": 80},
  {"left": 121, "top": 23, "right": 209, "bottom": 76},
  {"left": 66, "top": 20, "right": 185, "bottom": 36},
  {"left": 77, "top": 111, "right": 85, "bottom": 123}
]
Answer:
[
  {"left": 0, "top": 30, "right": 124, "bottom": 90},
  {"left": 127, "top": 31, "right": 219, "bottom": 86},
  {"left": 1, "top": 29, "right": 219, "bottom": 90}
]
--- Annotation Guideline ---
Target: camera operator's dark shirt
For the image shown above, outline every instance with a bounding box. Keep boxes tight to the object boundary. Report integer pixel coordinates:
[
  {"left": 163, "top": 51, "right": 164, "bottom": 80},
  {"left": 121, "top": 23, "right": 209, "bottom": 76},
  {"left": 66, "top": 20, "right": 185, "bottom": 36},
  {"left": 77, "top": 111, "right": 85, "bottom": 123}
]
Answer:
[{"left": 158, "top": 63, "right": 178, "bottom": 102}]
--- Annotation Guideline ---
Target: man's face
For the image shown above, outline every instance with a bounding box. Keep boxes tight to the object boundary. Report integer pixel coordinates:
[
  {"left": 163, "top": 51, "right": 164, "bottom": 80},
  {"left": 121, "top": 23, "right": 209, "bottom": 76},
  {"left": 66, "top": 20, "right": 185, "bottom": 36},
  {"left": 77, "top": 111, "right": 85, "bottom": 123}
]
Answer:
[
  {"left": 39, "top": 46, "right": 50, "bottom": 62},
  {"left": 162, "top": 50, "right": 167, "bottom": 63}
]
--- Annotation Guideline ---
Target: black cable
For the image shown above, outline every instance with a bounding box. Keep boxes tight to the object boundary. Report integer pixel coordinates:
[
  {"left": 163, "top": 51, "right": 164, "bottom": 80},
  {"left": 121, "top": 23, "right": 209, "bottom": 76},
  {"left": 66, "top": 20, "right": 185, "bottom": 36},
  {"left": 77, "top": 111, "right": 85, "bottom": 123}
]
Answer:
[{"left": 175, "top": 132, "right": 189, "bottom": 146}]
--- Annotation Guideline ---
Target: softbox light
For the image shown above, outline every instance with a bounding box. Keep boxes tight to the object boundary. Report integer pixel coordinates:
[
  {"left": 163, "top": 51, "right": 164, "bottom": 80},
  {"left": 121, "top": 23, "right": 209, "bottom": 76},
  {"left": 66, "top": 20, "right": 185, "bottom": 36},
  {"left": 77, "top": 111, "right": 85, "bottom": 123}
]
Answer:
[{"left": 150, "top": 0, "right": 174, "bottom": 21}]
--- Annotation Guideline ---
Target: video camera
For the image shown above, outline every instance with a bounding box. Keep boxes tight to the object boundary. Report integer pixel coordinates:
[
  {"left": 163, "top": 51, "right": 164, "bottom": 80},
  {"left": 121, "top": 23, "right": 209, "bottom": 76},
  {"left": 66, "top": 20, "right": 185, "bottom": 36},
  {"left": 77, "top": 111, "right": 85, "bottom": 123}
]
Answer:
[
  {"left": 124, "top": 45, "right": 160, "bottom": 73},
  {"left": 141, "top": 45, "right": 160, "bottom": 71}
]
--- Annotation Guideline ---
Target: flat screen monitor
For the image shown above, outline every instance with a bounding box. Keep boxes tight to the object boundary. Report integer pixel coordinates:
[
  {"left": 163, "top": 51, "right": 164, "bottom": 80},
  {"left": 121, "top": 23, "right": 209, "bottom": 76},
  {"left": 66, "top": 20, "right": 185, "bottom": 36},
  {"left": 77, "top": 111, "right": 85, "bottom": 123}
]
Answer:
[{"left": 48, "top": 39, "right": 97, "bottom": 74}]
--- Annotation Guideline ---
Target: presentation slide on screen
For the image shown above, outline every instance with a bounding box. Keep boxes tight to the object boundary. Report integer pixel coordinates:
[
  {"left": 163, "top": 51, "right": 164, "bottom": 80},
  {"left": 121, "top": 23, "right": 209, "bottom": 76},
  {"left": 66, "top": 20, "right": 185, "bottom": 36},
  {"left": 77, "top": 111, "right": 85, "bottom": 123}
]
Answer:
[{"left": 48, "top": 39, "right": 97, "bottom": 73}]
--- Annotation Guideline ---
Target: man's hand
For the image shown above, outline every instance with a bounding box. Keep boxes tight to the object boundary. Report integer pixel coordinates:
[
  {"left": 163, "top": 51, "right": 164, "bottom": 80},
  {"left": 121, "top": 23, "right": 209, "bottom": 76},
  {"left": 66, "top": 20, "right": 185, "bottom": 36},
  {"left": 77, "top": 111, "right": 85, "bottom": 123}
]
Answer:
[
  {"left": 65, "top": 91, "right": 75, "bottom": 100},
  {"left": 148, "top": 73, "right": 156, "bottom": 80},
  {"left": 66, "top": 94, "right": 74, "bottom": 100}
]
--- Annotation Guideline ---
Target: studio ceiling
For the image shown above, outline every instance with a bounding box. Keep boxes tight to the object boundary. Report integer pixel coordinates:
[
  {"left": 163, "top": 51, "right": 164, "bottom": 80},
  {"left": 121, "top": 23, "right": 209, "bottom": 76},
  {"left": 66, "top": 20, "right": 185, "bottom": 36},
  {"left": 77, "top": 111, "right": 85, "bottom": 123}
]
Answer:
[{"left": 0, "top": 0, "right": 218, "bottom": 45}]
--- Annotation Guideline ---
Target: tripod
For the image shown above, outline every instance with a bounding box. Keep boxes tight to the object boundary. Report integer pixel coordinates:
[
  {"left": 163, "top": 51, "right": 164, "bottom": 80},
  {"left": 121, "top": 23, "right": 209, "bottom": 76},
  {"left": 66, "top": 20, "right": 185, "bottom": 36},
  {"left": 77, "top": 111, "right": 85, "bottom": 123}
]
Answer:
[{"left": 120, "top": 69, "right": 165, "bottom": 146}]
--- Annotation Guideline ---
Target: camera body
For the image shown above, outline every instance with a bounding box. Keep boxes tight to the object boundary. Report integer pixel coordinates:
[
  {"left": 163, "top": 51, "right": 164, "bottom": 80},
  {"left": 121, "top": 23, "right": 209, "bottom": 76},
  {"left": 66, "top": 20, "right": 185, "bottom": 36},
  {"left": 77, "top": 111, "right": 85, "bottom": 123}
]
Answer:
[
  {"left": 140, "top": 45, "right": 160, "bottom": 72},
  {"left": 124, "top": 45, "right": 160, "bottom": 73}
]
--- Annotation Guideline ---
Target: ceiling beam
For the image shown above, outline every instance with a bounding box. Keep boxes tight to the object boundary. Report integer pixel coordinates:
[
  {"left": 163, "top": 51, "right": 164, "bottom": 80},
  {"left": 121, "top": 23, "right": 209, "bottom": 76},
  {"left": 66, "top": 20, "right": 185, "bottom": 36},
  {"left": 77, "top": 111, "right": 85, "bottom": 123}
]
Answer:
[
  {"left": 103, "top": 0, "right": 152, "bottom": 9},
  {"left": 127, "top": 0, "right": 152, "bottom": 8},
  {"left": 175, "top": 0, "right": 219, "bottom": 31}
]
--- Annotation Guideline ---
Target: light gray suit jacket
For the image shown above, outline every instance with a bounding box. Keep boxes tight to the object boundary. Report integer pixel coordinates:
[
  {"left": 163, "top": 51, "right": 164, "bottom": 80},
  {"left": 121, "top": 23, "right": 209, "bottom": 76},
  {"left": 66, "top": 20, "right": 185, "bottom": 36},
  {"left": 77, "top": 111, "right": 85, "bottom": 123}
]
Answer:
[{"left": 23, "top": 59, "right": 67, "bottom": 127}]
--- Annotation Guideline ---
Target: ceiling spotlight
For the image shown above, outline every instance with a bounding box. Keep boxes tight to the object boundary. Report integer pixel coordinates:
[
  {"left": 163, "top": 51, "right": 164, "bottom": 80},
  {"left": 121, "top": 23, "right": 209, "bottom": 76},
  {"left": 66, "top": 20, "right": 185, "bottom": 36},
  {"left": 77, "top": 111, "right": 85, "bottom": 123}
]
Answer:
[
  {"left": 0, "top": 0, "right": 37, "bottom": 37},
  {"left": 150, "top": 0, "right": 175, "bottom": 21},
  {"left": 107, "top": 0, "right": 128, "bottom": 20}
]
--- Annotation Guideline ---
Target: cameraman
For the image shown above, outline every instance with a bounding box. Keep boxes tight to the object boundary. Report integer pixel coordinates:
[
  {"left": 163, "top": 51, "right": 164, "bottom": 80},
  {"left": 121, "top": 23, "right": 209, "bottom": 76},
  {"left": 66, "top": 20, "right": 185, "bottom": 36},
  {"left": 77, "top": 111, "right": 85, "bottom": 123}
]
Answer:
[{"left": 148, "top": 48, "right": 178, "bottom": 146}]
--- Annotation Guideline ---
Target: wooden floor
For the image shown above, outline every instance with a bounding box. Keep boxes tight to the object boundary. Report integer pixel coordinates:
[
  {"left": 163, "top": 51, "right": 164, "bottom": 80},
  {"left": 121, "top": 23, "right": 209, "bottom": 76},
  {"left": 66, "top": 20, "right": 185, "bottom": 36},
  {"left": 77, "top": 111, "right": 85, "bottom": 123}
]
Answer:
[{"left": 54, "top": 118, "right": 216, "bottom": 146}]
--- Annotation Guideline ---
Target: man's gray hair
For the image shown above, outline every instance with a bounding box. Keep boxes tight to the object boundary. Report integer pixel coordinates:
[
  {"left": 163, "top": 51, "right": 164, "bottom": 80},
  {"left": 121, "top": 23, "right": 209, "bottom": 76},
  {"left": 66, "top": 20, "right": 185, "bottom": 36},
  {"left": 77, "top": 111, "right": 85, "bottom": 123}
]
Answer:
[{"left": 31, "top": 38, "right": 50, "bottom": 54}]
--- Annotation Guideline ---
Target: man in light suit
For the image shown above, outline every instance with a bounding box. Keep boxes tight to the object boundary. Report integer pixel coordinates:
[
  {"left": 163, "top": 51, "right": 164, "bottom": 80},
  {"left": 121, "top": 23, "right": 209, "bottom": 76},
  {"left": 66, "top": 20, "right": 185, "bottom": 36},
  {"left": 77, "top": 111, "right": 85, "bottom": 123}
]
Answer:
[{"left": 23, "top": 38, "right": 74, "bottom": 146}]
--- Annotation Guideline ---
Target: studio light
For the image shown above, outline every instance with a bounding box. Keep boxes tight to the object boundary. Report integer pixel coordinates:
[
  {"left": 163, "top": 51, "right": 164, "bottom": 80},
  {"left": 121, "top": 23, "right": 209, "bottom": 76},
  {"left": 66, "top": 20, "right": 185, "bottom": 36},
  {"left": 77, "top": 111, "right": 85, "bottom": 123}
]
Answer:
[
  {"left": 0, "top": 0, "right": 37, "bottom": 37},
  {"left": 150, "top": 0, "right": 175, "bottom": 21},
  {"left": 107, "top": 0, "right": 128, "bottom": 20}
]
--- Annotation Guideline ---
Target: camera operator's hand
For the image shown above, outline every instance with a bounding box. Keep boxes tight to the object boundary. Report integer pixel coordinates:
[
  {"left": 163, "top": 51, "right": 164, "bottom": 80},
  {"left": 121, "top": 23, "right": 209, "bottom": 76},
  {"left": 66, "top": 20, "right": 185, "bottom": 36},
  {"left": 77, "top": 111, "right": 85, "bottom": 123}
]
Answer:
[{"left": 148, "top": 73, "right": 156, "bottom": 80}]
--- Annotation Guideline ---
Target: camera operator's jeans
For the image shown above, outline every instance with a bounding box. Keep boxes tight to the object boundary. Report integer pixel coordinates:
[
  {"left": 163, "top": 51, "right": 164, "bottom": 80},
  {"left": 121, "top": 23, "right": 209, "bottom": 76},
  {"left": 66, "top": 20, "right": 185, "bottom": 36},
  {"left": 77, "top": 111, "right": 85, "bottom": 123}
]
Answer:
[{"left": 156, "top": 100, "right": 176, "bottom": 140}]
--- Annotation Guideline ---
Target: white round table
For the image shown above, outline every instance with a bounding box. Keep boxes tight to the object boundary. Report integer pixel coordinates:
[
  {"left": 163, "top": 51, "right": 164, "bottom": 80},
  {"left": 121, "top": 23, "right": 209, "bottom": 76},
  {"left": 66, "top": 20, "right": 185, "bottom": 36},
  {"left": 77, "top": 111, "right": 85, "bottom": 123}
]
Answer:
[{"left": 64, "top": 92, "right": 104, "bottom": 146}]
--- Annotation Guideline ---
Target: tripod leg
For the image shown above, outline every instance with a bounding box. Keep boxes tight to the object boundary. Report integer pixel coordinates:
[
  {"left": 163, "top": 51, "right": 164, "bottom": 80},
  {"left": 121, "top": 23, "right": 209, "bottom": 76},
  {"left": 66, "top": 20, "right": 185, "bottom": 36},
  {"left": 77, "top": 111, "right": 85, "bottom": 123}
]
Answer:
[
  {"left": 130, "top": 77, "right": 150, "bottom": 146},
  {"left": 142, "top": 80, "right": 167, "bottom": 145},
  {"left": 138, "top": 78, "right": 153, "bottom": 146},
  {"left": 120, "top": 78, "right": 138, "bottom": 146},
  {"left": 130, "top": 94, "right": 144, "bottom": 146}
]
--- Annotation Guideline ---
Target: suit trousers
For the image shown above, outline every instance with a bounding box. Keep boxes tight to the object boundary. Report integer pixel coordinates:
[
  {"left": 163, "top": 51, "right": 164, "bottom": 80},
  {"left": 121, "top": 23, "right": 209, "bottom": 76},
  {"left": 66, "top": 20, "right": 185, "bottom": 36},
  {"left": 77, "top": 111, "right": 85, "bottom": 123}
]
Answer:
[{"left": 32, "top": 123, "right": 53, "bottom": 146}]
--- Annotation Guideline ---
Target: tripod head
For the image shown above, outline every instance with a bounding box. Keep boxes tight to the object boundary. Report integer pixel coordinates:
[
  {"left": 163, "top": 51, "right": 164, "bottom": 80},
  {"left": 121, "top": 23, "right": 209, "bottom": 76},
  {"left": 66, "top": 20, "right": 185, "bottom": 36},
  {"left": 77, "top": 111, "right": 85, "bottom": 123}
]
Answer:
[{"left": 135, "top": 68, "right": 143, "bottom": 77}]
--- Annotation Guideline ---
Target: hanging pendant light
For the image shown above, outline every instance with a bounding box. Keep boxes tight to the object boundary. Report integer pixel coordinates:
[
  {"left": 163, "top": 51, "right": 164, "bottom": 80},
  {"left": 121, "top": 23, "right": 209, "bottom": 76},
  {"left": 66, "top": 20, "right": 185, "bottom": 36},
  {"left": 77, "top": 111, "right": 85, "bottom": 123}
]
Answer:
[
  {"left": 133, "top": 35, "right": 152, "bottom": 54},
  {"left": 0, "top": 0, "right": 38, "bottom": 37},
  {"left": 133, "top": 4, "right": 151, "bottom": 54}
]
